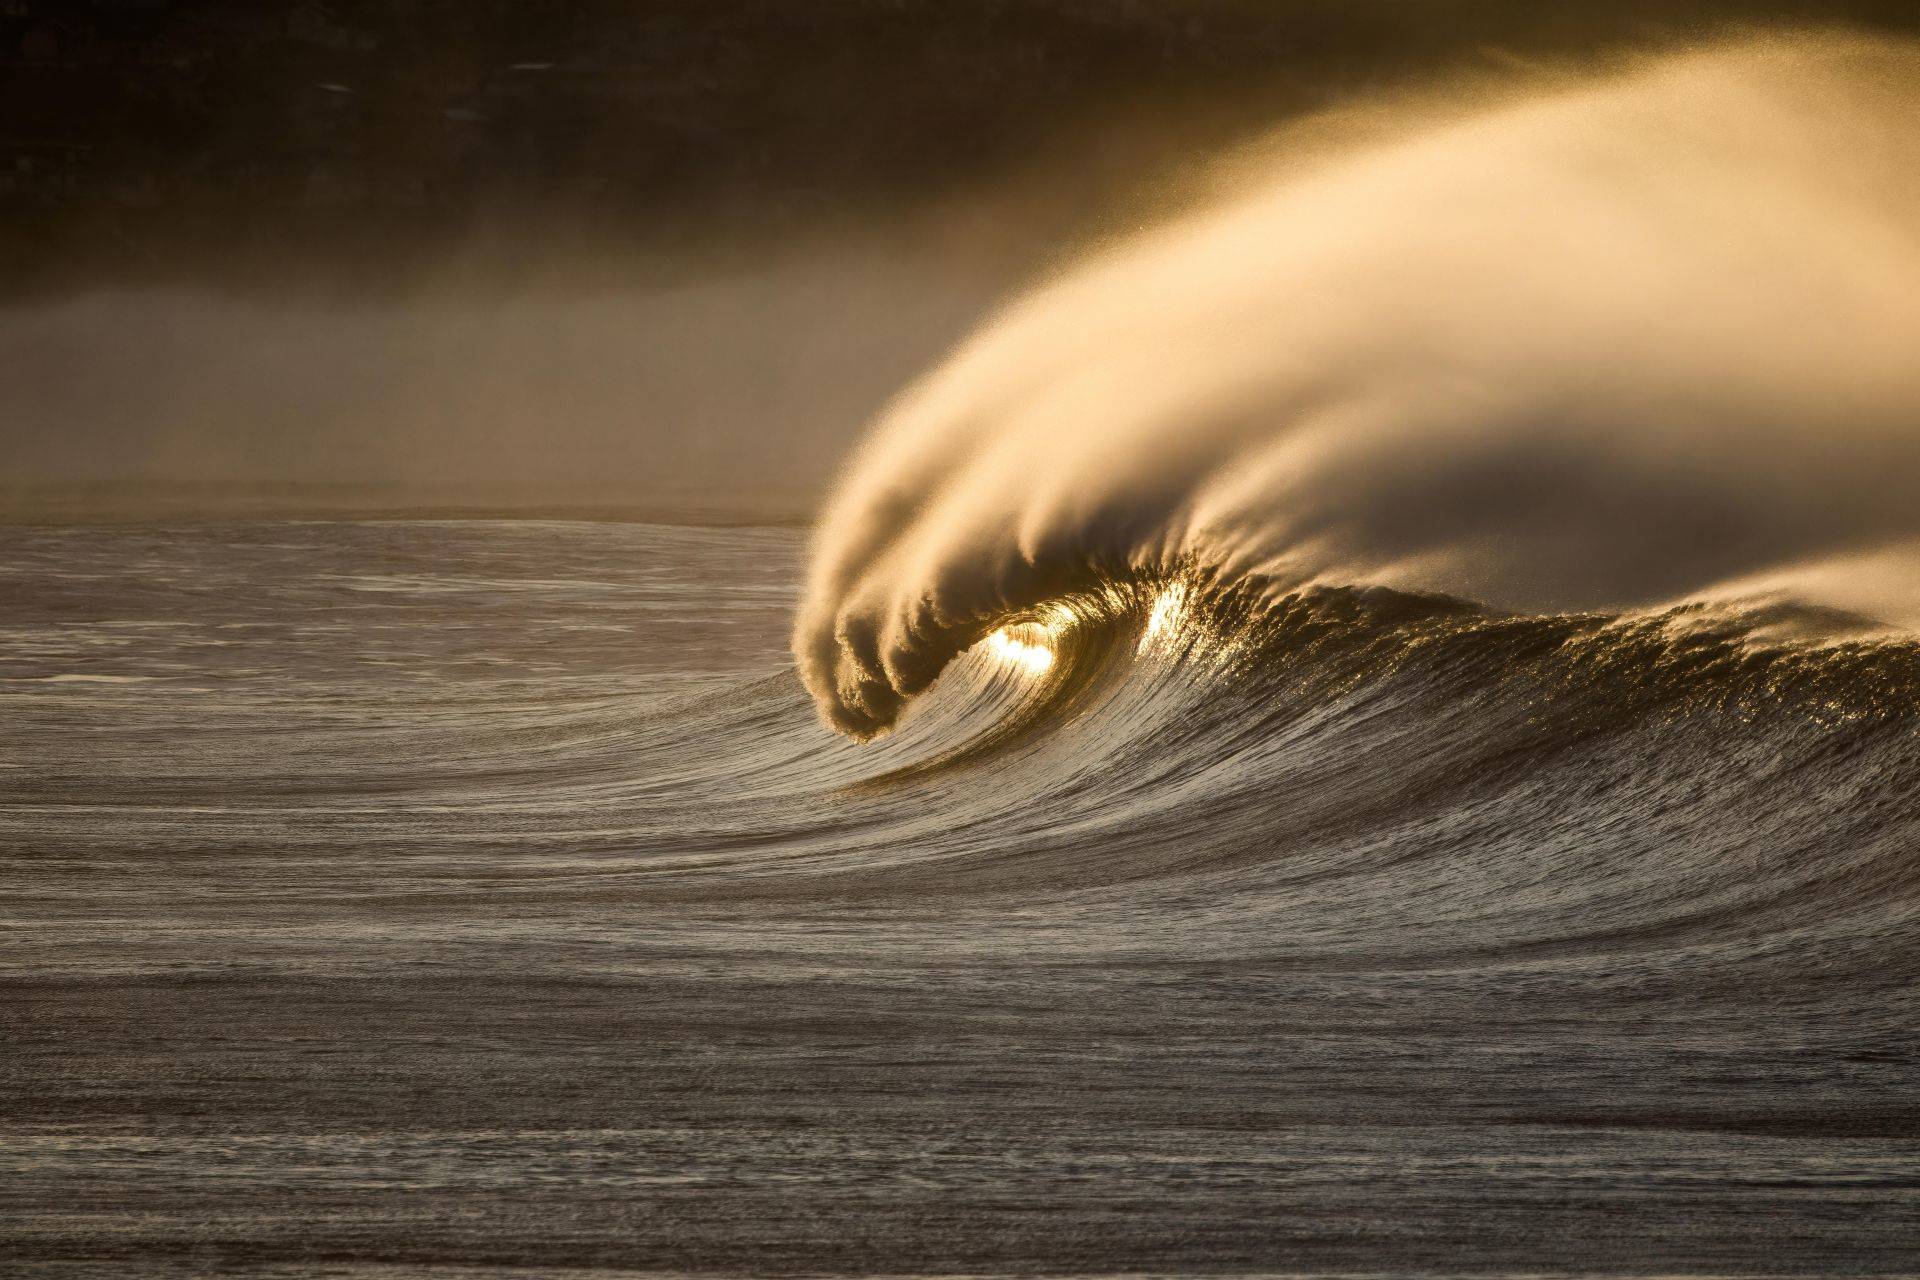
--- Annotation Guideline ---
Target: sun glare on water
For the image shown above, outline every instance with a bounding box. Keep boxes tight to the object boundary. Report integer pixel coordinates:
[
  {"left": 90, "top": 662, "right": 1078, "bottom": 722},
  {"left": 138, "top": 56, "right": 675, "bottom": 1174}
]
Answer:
[
  {"left": 985, "top": 627, "right": 1055, "bottom": 675},
  {"left": 1140, "top": 585, "right": 1187, "bottom": 653}
]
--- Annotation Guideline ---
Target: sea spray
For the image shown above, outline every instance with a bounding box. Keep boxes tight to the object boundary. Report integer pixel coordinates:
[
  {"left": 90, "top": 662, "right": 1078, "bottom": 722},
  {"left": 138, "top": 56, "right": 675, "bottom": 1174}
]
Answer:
[{"left": 796, "top": 35, "right": 1920, "bottom": 736}]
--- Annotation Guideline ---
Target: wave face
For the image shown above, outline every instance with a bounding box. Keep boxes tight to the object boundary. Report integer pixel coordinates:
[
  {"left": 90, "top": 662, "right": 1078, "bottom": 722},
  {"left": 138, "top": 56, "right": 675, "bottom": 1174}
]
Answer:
[{"left": 796, "top": 34, "right": 1920, "bottom": 738}]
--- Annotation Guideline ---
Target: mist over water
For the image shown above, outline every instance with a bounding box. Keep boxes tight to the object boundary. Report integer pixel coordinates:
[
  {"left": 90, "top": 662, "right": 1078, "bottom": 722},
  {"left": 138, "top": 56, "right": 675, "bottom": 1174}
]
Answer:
[
  {"left": 798, "top": 35, "right": 1920, "bottom": 736},
  {"left": 0, "top": 237, "right": 1016, "bottom": 517}
]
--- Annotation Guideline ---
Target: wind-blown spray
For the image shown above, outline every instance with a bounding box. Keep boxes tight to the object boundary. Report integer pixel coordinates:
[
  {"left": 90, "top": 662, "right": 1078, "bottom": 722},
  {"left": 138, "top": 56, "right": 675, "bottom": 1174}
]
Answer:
[{"left": 797, "top": 35, "right": 1920, "bottom": 736}]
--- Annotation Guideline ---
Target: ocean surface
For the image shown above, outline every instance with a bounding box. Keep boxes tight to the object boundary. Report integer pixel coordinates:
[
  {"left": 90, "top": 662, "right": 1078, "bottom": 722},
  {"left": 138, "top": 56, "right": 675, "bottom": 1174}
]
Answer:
[{"left": 3, "top": 518, "right": 1919, "bottom": 1277}]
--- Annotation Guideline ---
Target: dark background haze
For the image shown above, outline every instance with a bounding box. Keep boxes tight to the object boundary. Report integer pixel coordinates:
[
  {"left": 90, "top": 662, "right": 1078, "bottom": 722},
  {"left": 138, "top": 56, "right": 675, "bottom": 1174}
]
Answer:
[{"left": 5, "top": 0, "right": 1918, "bottom": 519}]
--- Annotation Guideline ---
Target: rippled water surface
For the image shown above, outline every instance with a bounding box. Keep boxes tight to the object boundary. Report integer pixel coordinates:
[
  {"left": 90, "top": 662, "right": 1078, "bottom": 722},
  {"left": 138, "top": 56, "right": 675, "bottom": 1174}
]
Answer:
[{"left": 4, "top": 520, "right": 1918, "bottom": 1276}]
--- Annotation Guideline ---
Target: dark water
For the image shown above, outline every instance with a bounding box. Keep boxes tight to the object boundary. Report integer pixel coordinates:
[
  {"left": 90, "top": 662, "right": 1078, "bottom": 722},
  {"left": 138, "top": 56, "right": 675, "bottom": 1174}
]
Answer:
[{"left": 4, "top": 520, "right": 1918, "bottom": 1276}]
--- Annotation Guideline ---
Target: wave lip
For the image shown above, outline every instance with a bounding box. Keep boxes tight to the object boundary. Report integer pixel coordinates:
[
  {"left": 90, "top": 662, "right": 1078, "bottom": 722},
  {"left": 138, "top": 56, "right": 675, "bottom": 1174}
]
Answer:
[{"left": 796, "top": 33, "right": 1920, "bottom": 736}]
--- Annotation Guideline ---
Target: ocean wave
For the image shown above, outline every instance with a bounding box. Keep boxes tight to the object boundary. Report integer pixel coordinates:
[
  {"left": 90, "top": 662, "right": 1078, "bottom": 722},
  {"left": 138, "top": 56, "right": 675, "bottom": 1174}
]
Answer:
[{"left": 796, "top": 33, "right": 1920, "bottom": 738}]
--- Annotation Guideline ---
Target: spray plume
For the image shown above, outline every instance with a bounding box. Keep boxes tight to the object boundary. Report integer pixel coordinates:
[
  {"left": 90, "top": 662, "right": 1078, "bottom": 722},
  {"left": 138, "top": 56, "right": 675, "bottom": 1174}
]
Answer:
[{"left": 796, "top": 35, "right": 1920, "bottom": 737}]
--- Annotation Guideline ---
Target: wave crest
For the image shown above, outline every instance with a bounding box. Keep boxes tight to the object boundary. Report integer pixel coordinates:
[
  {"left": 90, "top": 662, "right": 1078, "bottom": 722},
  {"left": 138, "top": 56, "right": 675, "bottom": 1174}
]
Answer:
[{"left": 797, "top": 34, "right": 1920, "bottom": 736}]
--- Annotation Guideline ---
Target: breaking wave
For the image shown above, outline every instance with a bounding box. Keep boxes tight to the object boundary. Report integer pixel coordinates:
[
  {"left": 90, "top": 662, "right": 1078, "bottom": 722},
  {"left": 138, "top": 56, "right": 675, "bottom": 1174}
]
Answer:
[
  {"left": 795, "top": 34, "right": 1920, "bottom": 739},
  {"left": 12, "top": 31, "right": 1920, "bottom": 1276}
]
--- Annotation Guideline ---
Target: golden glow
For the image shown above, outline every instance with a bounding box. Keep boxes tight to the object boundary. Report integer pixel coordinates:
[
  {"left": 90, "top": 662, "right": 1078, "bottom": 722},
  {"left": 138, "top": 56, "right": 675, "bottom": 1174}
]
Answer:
[
  {"left": 1140, "top": 584, "right": 1187, "bottom": 653},
  {"left": 985, "top": 626, "right": 1055, "bottom": 675}
]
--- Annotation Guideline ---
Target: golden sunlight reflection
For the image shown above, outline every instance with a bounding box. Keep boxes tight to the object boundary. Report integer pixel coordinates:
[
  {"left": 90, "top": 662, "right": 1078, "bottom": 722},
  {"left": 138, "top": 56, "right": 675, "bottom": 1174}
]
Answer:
[
  {"left": 985, "top": 626, "right": 1055, "bottom": 675},
  {"left": 1140, "top": 584, "right": 1187, "bottom": 653}
]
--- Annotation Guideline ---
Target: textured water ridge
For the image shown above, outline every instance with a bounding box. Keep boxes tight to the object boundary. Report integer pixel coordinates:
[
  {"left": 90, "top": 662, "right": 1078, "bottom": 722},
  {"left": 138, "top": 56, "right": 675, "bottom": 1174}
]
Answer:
[{"left": 2, "top": 520, "right": 1918, "bottom": 1276}]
